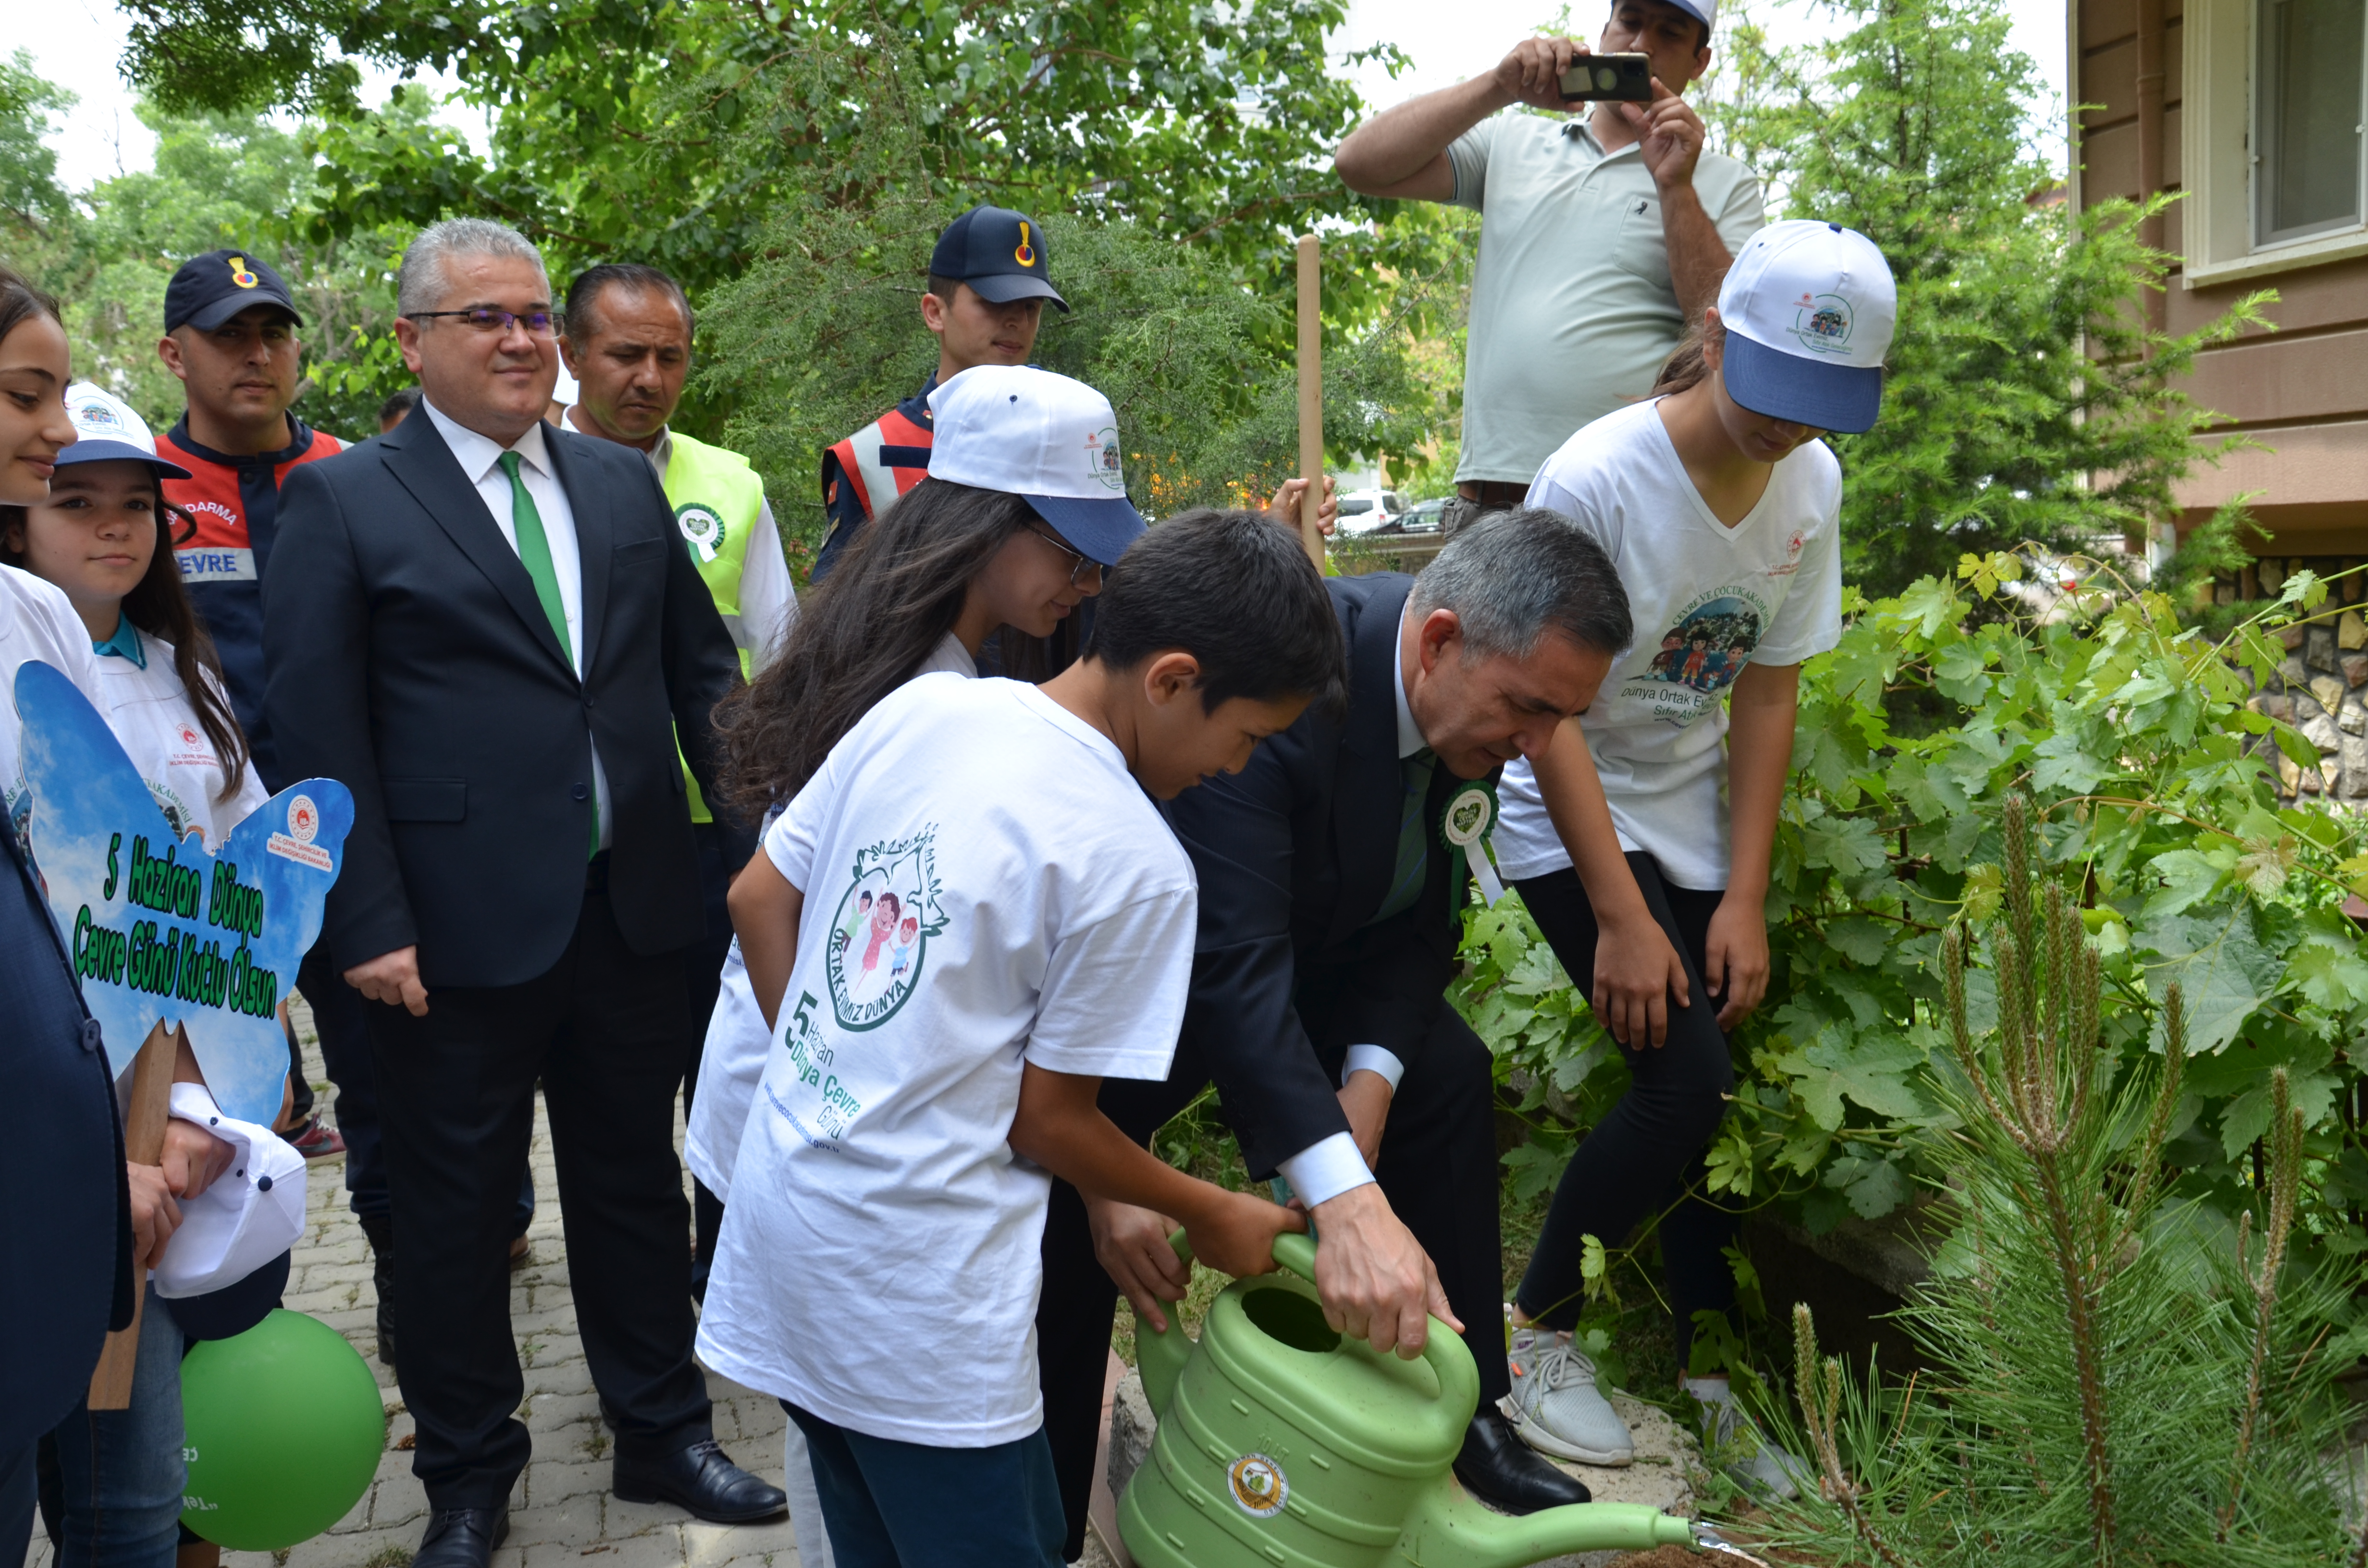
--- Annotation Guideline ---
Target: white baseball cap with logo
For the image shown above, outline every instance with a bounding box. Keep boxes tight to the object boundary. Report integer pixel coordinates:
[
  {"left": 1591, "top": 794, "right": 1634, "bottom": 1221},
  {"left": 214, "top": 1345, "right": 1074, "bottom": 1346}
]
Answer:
[
  {"left": 925, "top": 365, "right": 1145, "bottom": 565},
  {"left": 1715, "top": 220, "right": 1898, "bottom": 435},
  {"left": 58, "top": 382, "right": 192, "bottom": 479}
]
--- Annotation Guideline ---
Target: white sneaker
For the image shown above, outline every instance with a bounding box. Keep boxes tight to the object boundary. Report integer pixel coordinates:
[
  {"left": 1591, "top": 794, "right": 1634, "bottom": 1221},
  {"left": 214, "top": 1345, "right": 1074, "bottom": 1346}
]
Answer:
[
  {"left": 1689, "top": 1380, "right": 1808, "bottom": 1501},
  {"left": 1500, "top": 1325, "right": 1635, "bottom": 1465}
]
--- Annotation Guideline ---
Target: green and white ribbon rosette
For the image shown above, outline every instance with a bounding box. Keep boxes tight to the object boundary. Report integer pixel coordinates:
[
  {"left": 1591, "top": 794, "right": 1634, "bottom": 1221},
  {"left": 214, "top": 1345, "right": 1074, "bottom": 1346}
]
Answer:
[
  {"left": 675, "top": 502, "right": 726, "bottom": 564},
  {"left": 1439, "top": 778, "right": 1505, "bottom": 908}
]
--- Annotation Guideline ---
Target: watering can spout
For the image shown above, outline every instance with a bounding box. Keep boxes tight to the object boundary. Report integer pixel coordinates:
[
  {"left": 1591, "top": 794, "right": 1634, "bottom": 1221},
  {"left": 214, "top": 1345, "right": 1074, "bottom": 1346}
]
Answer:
[{"left": 1397, "top": 1484, "right": 1697, "bottom": 1568}]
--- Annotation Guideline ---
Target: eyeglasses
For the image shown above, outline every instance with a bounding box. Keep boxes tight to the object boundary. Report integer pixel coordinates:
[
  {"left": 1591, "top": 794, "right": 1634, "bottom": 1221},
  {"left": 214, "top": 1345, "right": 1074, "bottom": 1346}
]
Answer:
[
  {"left": 405, "top": 308, "right": 558, "bottom": 337},
  {"left": 1027, "top": 525, "right": 1102, "bottom": 588}
]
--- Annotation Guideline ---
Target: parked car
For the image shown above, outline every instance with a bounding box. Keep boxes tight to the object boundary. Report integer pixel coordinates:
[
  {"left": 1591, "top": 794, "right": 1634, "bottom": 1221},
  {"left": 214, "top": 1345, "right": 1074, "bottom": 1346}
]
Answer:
[
  {"left": 1391, "top": 497, "right": 1448, "bottom": 534},
  {"left": 1335, "top": 489, "right": 1408, "bottom": 536}
]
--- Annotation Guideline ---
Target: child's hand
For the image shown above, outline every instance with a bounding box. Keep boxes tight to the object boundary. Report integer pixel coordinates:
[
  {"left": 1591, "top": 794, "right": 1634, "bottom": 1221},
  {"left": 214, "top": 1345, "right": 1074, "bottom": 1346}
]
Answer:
[
  {"left": 1089, "top": 1197, "right": 1191, "bottom": 1332},
  {"left": 1182, "top": 1190, "right": 1307, "bottom": 1284}
]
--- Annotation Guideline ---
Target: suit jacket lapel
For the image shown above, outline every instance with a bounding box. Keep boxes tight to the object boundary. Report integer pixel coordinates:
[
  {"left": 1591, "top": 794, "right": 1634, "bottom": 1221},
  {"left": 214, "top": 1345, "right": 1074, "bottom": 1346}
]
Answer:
[
  {"left": 382, "top": 415, "right": 575, "bottom": 677},
  {"left": 1331, "top": 577, "right": 1416, "bottom": 944},
  {"left": 545, "top": 430, "right": 612, "bottom": 674}
]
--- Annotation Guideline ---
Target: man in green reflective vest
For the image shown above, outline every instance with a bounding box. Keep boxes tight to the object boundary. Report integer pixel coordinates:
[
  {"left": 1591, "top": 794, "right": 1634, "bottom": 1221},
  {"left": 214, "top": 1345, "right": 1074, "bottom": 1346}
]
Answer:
[{"left": 555, "top": 262, "right": 797, "bottom": 1289}]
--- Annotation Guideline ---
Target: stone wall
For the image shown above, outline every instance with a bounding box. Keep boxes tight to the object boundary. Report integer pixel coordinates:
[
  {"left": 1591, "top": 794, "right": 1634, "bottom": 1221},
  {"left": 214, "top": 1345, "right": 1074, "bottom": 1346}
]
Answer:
[{"left": 2223, "top": 557, "right": 2368, "bottom": 800}]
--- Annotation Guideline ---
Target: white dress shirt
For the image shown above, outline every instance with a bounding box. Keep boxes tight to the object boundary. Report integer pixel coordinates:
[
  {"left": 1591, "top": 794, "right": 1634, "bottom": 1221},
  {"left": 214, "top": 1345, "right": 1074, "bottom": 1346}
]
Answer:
[
  {"left": 1273, "top": 602, "right": 1427, "bottom": 1211},
  {"left": 421, "top": 399, "right": 613, "bottom": 850}
]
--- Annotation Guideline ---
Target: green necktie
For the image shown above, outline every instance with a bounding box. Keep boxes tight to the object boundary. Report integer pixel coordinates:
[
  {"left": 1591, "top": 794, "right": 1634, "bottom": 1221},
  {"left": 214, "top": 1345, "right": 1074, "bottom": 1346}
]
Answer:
[
  {"left": 1366, "top": 747, "right": 1437, "bottom": 927},
  {"left": 498, "top": 452, "right": 597, "bottom": 858}
]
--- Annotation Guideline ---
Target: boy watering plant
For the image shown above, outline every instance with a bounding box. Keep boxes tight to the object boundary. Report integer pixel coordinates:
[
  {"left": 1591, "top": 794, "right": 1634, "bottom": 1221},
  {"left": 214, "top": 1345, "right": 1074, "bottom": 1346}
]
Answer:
[{"left": 698, "top": 503, "right": 1348, "bottom": 1568}]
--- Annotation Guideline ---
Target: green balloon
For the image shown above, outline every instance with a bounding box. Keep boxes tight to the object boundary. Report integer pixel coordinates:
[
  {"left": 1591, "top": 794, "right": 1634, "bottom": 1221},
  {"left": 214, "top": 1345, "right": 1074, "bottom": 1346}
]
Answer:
[{"left": 181, "top": 1309, "right": 384, "bottom": 1550}]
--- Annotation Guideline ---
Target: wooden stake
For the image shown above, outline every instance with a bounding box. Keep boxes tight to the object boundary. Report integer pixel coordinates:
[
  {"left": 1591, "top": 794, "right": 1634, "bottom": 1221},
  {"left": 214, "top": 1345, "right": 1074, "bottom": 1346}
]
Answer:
[
  {"left": 87, "top": 1020, "right": 179, "bottom": 1409},
  {"left": 1295, "top": 233, "right": 1325, "bottom": 573}
]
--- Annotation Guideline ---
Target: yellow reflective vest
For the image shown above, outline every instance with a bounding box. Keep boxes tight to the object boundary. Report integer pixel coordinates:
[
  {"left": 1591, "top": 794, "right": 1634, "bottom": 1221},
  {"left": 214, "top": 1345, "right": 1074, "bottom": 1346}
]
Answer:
[{"left": 664, "top": 430, "right": 767, "bottom": 825}]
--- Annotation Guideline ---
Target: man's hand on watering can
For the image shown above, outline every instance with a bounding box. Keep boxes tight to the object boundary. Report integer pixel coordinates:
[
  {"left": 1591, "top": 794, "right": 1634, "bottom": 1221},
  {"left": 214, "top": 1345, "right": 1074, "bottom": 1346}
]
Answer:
[
  {"left": 1090, "top": 1197, "right": 1191, "bottom": 1332},
  {"left": 1308, "top": 1185, "right": 1461, "bottom": 1359}
]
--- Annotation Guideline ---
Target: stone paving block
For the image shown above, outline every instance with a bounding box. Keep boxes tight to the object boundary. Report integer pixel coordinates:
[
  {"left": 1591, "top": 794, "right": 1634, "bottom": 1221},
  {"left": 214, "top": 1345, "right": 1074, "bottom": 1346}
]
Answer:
[
  {"left": 521, "top": 1529, "right": 683, "bottom": 1568},
  {"left": 524, "top": 1390, "right": 608, "bottom": 1433},
  {"left": 506, "top": 1493, "right": 606, "bottom": 1549},
  {"left": 518, "top": 1332, "right": 587, "bottom": 1369},
  {"left": 680, "top": 1518, "right": 802, "bottom": 1567},
  {"left": 526, "top": 1458, "right": 618, "bottom": 1505},
  {"left": 599, "top": 1496, "right": 710, "bottom": 1539}
]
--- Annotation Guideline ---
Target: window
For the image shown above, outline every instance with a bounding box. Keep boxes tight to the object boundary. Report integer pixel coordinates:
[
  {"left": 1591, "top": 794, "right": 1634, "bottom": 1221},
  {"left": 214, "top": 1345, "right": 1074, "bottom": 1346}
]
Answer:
[{"left": 2256, "top": 0, "right": 2368, "bottom": 246}]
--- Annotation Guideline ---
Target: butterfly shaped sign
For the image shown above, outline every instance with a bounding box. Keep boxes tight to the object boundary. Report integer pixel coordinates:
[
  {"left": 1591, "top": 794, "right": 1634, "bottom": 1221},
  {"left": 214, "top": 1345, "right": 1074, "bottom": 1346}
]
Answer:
[{"left": 14, "top": 661, "right": 352, "bottom": 1127}]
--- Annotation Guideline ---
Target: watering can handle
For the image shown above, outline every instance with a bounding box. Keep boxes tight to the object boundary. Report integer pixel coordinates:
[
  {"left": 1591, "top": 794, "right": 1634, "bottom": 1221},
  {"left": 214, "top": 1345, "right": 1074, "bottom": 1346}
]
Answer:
[{"left": 1160, "top": 1229, "right": 1482, "bottom": 1417}]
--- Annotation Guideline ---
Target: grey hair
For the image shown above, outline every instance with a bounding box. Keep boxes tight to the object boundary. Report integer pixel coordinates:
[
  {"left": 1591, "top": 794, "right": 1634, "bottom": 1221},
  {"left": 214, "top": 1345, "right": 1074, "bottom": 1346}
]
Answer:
[
  {"left": 1411, "top": 508, "right": 1633, "bottom": 662},
  {"left": 397, "top": 219, "right": 549, "bottom": 315}
]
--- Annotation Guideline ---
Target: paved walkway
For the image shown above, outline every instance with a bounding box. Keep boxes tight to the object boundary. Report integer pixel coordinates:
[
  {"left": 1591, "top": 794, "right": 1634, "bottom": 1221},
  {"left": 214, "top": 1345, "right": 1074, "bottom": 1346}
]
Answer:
[{"left": 25, "top": 1003, "right": 809, "bottom": 1568}]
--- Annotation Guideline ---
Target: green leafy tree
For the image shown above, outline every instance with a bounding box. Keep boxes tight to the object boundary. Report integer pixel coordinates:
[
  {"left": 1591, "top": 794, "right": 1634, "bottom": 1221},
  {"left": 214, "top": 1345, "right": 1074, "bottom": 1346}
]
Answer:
[
  {"left": 1708, "top": 0, "right": 2270, "bottom": 597},
  {"left": 0, "top": 49, "right": 74, "bottom": 233}
]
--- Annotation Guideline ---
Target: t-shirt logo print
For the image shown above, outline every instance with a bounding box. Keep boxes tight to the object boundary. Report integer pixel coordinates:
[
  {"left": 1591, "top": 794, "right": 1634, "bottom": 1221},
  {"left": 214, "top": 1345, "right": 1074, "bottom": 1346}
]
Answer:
[
  {"left": 1642, "top": 594, "right": 1764, "bottom": 697},
  {"left": 823, "top": 825, "right": 946, "bottom": 1031},
  {"left": 1789, "top": 293, "right": 1855, "bottom": 357}
]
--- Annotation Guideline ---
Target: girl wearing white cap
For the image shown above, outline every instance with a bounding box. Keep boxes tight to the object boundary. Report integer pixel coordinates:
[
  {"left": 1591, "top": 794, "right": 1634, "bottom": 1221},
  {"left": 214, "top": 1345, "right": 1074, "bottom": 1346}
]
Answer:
[
  {"left": 5, "top": 378, "right": 307, "bottom": 1568},
  {"left": 1483, "top": 220, "right": 1897, "bottom": 1493},
  {"left": 2, "top": 383, "right": 264, "bottom": 850}
]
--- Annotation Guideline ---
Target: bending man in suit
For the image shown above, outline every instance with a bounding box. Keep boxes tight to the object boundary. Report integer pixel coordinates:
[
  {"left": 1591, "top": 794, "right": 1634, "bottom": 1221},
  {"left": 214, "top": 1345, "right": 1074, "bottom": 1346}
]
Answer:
[
  {"left": 263, "top": 219, "right": 786, "bottom": 1568},
  {"left": 1038, "top": 510, "right": 1633, "bottom": 1550}
]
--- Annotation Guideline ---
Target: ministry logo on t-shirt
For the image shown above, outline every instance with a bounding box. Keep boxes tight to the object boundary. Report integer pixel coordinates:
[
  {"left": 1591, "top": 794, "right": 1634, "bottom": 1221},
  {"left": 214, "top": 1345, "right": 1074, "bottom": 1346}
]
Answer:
[{"left": 823, "top": 825, "right": 947, "bottom": 1030}]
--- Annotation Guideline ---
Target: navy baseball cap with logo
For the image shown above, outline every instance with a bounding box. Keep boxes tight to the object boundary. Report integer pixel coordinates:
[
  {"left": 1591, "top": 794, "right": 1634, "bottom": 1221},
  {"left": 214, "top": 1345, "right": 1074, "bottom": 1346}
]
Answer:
[
  {"left": 164, "top": 248, "right": 304, "bottom": 335},
  {"left": 930, "top": 205, "right": 1069, "bottom": 313}
]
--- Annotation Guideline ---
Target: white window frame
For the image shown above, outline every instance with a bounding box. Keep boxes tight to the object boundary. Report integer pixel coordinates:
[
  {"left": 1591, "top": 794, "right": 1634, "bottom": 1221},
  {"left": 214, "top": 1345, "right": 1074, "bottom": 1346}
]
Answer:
[{"left": 2179, "top": 0, "right": 2368, "bottom": 285}]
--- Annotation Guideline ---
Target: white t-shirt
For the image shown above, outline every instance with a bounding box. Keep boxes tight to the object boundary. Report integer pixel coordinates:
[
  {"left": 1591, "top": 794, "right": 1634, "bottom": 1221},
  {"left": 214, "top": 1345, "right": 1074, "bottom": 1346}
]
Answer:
[
  {"left": 91, "top": 629, "right": 270, "bottom": 849},
  {"left": 1446, "top": 113, "right": 1764, "bottom": 487},
  {"left": 685, "top": 630, "right": 978, "bottom": 1200},
  {"left": 696, "top": 673, "right": 1196, "bottom": 1446},
  {"left": 1493, "top": 400, "right": 1843, "bottom": 891},
  {"left": 3, "top": 565, "right": 123, "bottom": 856}
]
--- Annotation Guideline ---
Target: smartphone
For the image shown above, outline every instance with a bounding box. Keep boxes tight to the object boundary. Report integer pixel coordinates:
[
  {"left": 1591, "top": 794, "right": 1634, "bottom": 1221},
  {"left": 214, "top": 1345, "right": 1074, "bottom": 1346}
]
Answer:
[{"left": 1559, "top": 53, "right": 1653, "bottom": 103}]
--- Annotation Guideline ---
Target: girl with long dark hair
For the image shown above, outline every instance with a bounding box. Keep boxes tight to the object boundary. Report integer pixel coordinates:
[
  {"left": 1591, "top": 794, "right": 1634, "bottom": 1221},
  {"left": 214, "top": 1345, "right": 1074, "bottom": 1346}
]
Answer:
[{"left": 2, "top": 384, "right": 259, "bottom": 848}]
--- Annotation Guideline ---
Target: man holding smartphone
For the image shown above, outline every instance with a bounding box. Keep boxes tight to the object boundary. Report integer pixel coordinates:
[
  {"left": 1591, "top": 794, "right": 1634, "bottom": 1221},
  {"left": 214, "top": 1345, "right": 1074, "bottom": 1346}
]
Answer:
[{"left": 1334, "top": 1, "right": 1764, "bottom": 532}]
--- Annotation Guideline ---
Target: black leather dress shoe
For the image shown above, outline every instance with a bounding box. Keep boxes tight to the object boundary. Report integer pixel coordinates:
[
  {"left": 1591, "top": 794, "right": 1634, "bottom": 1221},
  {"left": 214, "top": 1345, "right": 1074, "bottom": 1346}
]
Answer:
[
  {"left": 1454, "top": 1409, "right": 1593, "bottom": 1513},
  {"left": 414, "top": 1507, "right": 509, "bottom": 1568},
  {"left": 614, "top": 1438, "right": 788, "bottom": 1523}
]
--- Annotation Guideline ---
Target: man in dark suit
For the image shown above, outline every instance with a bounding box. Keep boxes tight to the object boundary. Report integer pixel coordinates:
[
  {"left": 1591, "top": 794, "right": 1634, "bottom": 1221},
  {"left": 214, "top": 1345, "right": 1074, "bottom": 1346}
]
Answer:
[
  {"left": 263, "top": 219, "right": 785, "bottom": 1568},
  {"left": 1036, "top": 510, "right": 1633, "bottom": 1552}
]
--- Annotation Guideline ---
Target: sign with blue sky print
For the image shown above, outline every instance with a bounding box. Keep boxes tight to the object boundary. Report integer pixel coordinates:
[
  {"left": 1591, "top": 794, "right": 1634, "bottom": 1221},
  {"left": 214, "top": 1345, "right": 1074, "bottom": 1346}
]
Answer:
[{"left": 15, "top": 661, "right": 351, "bottom": 1126}]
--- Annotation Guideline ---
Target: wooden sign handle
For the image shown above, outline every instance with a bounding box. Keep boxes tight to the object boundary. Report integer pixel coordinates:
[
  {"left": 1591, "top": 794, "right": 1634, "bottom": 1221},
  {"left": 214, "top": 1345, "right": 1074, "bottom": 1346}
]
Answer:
[
  {"left": 1295, "top": 233, "right": 1325, "bottom": 573},
  {"left": 86, "top": 1020, "right": 180, "bottom": 1409}
]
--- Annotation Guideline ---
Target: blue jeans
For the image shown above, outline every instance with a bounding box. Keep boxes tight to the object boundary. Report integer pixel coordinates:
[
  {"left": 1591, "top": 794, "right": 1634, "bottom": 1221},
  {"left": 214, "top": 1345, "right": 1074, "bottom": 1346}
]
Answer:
[
  {"left": 41, "top": 1284, "right": 186, "bottom": 1568},
  {"left": 783, "top": 1403, "right": 1062, "bottom": 1568}
]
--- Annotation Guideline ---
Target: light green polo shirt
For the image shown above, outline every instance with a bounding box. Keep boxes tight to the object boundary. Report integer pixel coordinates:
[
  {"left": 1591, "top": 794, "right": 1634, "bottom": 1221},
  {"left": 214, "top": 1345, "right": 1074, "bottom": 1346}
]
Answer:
[{"left": 1447, "top": 110, "right": 1766, "bottom": 487}]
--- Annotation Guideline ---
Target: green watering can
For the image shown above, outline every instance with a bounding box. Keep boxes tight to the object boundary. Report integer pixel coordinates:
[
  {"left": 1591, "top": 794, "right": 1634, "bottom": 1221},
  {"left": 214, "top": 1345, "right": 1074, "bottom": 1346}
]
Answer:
[{"left": 1120, "top": 1232, "right": 1712, "bottom": 1568}]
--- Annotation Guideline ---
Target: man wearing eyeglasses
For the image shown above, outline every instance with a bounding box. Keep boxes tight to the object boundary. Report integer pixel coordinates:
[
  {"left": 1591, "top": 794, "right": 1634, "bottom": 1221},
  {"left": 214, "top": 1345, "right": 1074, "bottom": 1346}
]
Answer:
[{"left": 262, "top": 219, "right": 787, "bottom": 1568}]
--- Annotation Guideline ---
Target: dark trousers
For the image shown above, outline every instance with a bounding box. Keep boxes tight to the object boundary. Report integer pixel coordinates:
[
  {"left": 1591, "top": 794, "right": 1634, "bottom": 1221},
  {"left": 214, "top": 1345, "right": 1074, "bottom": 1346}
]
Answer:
[
  {"left": 367, "top": 885, "right": 711, "bottom": 1509},
  {"left": 785, "top": 1402, "right": 1063, "bottom": 1568},
  {"left": 2, "top": 1442, "right": 34, "bottom": 1568},
  {"left": 685, "top": 822, "right": 736, "bottom": 1294},
  {"left": 308, "top": 941, "right": 535, "bottom": 1237},
  {"left": 300, "top": 939, "right": 386, "bottom": 1219},
  {"left": 1512, "top": 858, "right": 1739, "bottom": 1362},
  {"left": 1035, "top": 1007, "right": 1504, "bottom": 1561}
]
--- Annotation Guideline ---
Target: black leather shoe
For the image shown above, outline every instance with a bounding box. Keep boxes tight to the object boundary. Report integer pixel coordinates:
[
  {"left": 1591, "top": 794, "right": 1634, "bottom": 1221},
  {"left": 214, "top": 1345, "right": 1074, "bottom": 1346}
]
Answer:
[
  {"left": 614, "top": 1438, "right": 788, "bottom": 1523},
  {"left": 414, "top": 1507, "right": 508, "bottom": 1568},
  {"left": 1454, "top": 1409, "right": 1592, "bottom": 1513}
]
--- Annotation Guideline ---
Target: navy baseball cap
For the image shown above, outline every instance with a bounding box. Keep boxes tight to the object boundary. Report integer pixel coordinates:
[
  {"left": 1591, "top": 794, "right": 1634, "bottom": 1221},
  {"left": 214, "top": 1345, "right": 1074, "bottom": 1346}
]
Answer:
[
  {"left": 164, "top": 249, "right": 304, "bottom": 335},
  {"left": 930, "top": 205, "right": 1069, "bottom": 312}
]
